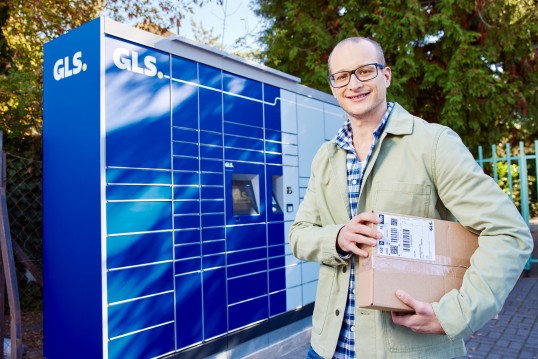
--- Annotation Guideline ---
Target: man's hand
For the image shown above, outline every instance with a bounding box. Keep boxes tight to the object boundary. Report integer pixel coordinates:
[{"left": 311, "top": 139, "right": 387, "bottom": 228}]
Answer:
[
  {"left": 336, "top": 211, "right": 382, "bottom": 258},
  {"left": 391, "top": 290, "right": 445, "bottom": 334}
]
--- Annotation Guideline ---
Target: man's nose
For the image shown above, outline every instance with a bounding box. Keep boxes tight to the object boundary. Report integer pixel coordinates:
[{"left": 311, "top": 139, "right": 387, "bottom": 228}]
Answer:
[{"left": 348, "top": 73, "right": 364, "bottom": 88}]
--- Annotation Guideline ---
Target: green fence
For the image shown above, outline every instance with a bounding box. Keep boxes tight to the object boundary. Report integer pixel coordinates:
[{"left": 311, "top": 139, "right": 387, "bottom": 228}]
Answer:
[{"left": 476, "top": 140, "right": 538, "bottom": 271}]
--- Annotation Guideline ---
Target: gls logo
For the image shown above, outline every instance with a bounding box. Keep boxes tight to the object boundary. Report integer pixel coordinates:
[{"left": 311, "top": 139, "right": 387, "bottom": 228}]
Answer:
[
  {"left": 113, "top": 47, "right": 163, "bottom": 79},
  {"left": 53, "top": 51, "right": 87, "bottom": 81}
]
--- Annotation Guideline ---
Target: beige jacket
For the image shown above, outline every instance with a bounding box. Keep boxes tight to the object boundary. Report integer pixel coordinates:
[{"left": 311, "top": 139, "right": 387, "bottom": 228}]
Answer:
[{"left": 289, "top": 103, "right": 533, "bottom": 358}]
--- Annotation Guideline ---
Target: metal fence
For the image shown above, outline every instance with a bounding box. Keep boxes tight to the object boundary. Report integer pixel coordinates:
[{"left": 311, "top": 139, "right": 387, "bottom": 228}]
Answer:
[
  {"left": 4, "top": 153, "right": 42, "bottom": 310},
  {"left": 476, "top": 140, "right": 538, "bottom": 270}
]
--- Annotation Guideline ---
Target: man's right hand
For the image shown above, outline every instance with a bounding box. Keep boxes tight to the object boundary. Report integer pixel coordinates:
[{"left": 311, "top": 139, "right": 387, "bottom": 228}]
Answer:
[{"left": 336, "top": 211, "right": 382, "bottom": 257}]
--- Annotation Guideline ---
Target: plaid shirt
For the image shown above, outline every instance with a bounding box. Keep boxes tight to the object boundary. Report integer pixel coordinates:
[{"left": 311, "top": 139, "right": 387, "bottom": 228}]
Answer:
[{"left": 333, "top": 103, "right": 394, "bottom": 359}]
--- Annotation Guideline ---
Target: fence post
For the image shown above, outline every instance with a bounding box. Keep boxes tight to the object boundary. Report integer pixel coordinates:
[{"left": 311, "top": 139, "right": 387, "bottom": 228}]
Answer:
[
  {"left": 535, "top": 140, "right": 538, "bottom": 201},
  {"left": 506, "top": 143, "right": 514, "bottom": 200},
  {"left": 521, "top": 141, "right": 534, "bottom": 273},
  {"left": 519, "top": 141, "right": 530, "bottom": 226},
  {"left": 478, "top": 146, "right": 484, "bottom": 169},
  {"left": 491, "top": 144, "right": 498, "bottom": 182}
]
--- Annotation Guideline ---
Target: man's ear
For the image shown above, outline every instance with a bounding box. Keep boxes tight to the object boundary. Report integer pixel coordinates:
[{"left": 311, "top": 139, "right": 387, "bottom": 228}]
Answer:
[{"left": 384, "top": 66, "right": 392, "bottom": 88}]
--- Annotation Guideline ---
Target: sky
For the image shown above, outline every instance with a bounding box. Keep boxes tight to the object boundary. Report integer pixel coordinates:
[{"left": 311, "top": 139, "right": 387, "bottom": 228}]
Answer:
[{"left": 178, "top": 1, "right": 263, "bottom": 52}]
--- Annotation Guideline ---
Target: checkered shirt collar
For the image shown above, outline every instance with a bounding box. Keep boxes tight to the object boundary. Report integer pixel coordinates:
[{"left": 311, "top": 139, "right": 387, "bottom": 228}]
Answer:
[{"left": 335, "top": 102, "right": 395, "bottom": 151}]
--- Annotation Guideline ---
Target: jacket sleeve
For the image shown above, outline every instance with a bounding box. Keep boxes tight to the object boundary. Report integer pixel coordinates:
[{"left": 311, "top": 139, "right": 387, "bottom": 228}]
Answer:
[
  {"left": 289, "top": 146, "right": 349, "bottom": 267},
  {"left": 430, "top": 128, "right": 533, "bottom": 340}
]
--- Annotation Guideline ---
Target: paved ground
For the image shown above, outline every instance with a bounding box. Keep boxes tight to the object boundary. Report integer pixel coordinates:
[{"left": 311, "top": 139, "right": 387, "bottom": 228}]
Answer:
[
  {"left": 463, "top": 271, "right": 538, "bottom": 358},
  {"left": 253, "top": 223, "right": 538, "bottom": 358}
]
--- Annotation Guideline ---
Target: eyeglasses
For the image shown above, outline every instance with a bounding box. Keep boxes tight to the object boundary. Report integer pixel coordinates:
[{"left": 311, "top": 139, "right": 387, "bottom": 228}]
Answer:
[{"left": 328, "top": 63, "right": 385, "bottom": 88}]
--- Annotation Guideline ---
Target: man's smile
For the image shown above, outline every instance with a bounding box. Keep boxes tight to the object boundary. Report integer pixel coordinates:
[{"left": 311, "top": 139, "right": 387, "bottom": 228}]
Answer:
[{"left": 347, "top": 92, "right": 370, "bottom": 101}]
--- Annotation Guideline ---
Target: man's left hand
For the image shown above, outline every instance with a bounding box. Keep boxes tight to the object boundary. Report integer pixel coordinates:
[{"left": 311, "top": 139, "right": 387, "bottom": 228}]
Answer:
[{"left": 391, "top": 290, "right": 446, "bottom": 334}]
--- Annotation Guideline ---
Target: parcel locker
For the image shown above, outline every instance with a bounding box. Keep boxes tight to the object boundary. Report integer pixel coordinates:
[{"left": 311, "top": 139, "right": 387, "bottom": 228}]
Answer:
[{"left": 43, "top": 17, "right": 343, "bottom": 358}]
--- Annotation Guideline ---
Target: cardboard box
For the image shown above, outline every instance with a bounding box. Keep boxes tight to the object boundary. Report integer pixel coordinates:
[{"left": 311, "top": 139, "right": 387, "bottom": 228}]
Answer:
[{"left": 358, "top": 212, "right": 478, "bottom": 312}]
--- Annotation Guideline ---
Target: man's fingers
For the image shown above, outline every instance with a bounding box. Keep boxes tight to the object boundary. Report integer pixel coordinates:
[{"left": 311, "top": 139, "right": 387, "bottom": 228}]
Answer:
[
  {"left": 338, "top": 225, "right": 380, "bottom": 251},
  {"left": 336, "top": 212, "right": 384, "bottom": 257},
  {"left": 390, "top": 311, "right": 407, "bottom": 325},
  {"left": 395, "top": 290, "right": 419, "bottom": 311},
  {"left": 391, "top": 293, "right": 445, "bottom": 334},
  {"left": 340, "top": 240, "right": 370, "bottom": 257},
  {"left": 345, "top": 223, "right": 383, "bottom": 242},
  {"left": 348, "top": 245, "right": 369, "bottom": 258},
  {"left": 345, "top": 232, "right": 379, "bottom": 247},
  {"left": 354, "top": 211, "right": 381, "bottom": 224}
]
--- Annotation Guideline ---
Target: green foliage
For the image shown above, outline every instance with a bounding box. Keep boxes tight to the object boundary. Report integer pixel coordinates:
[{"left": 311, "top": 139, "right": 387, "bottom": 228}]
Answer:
[
  {"left": 497, "top": 161, "right": 523, "bottom": 209},
  {"left": 480, "top": 142, "right": 538, "bottom": 219},
  {"left": 253, "top": 0, "right": 538, "bottom": 151},
  {"left": 0, "top": 0, "right": 221, "bottom": 158},
  {"left": 0, "top": 0, "right": 220, "bottom": 311},
  {"left": 495, "top": 159, "right": 537, "bottom": 218}
]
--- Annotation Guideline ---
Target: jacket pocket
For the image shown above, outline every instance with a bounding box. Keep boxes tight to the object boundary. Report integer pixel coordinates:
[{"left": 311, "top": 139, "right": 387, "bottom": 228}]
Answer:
[
  {"left": 380, "top": 312, "right": 453, "bottom": 353},
  {"left": 312, "top": 263, "right": 336, "bottom": 335},
  {"left": 372, "top": 182, "right": 431, "bottom": 218}
]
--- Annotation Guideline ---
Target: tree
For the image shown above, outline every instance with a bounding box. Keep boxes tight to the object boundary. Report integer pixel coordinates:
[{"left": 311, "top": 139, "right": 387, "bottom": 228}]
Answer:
[
  {"left": 191, "top": 18, "right": 263, "bottom": 63},
  {"left": 192, "top": 18, "right": 222, "bottom": 48},
  {"left": 253, "top": 0, "right": 538, "bottom": 151},
  {"left": 0, "top": 0, "right": 221, "bottom": 156}
]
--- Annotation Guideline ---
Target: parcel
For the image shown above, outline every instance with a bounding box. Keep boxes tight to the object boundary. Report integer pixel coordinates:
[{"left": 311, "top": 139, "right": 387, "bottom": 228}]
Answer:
[{"left": 358, "top": 212, "right": 479, "bottom": 311}]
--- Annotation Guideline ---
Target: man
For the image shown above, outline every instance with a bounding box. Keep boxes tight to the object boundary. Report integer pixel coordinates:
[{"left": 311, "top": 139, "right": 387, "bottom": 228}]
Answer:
[{"left": 289, "top": 37, "right": 533, "bottom": 358}]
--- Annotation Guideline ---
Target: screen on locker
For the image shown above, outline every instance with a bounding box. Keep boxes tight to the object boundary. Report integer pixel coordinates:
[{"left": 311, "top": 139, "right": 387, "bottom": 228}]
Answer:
[
  {"left": 271, "top": 174, "right": 283, "bottom": 214},
  {"left": 272, "top": 193, "right": 282, "bottom": 214},
  {"left": 232, "top": 174, "right": 259, "bottom": 216}
]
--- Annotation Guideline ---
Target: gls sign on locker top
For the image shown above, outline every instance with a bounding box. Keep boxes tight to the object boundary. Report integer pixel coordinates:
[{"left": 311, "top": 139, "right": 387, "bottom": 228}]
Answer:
[
  {"left": 52, "top": 51, "right": 87, "bottom": 80},
  {"left": 43, "top": 18, "right": 344, "bottom": 359}
]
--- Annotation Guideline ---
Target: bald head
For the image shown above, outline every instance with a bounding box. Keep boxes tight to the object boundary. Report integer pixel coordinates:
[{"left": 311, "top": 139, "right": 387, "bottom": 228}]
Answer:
[{"left": 328, "top": 37, "right": 386, "bottom": 75}]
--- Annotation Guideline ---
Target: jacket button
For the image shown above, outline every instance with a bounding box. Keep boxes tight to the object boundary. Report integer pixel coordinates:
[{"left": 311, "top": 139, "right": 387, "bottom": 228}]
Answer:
[
  {"left": 343, "top": 267, "right": 347, "bottom": 273},
  {"left": 336, "top": 309, "right": 340, "bottom": 316}
]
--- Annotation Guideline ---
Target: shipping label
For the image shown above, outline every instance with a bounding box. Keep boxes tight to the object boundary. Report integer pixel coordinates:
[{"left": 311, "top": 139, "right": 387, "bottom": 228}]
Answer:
[{"left": 376, "top": 213, "right": 436, "bottom": 261}]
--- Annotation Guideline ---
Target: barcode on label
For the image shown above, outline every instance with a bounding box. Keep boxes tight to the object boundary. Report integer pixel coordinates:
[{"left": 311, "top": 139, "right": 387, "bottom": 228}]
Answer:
[
  {"left": 403, "top": 229, "right": 411, "bottom": 252},
  {"left": 390, "top": 228, "right": 398, "bottom": 243},
  {"left": 377, "top": 214, "right": 436, "bottom": 260}
]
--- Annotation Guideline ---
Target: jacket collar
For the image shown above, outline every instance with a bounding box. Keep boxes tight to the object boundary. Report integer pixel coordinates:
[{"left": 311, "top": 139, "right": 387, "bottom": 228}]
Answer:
[
  {"left": 325, "top": 141, "right": 352, "bottom": 217},
  {"left": 384, "top": 102, "right": 414, "bottom": 136},
  {"left": 327, "top": 102, "right": 414, "bottom": 153}
]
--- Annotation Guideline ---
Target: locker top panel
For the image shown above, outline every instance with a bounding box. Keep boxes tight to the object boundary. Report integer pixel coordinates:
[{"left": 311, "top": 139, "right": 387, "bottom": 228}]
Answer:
[{"left": 102, "top": 18, "right": 337, "bottom": 106}]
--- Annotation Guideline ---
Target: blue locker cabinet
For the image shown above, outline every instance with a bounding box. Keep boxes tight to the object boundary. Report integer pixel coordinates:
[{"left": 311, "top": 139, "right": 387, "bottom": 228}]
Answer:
[{"left": 43, "top": 18, "right": 342, "bottom": 358}]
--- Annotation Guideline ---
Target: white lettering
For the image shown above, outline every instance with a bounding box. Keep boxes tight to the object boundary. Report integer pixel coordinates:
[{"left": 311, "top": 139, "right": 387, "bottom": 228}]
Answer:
[
  {"left": 113, "top": 47, "right": 131, "bottom": 71},
  {"left": 144, "top": 56, "right": 157, "bottom": 77},
  {"left": 64, "top": 56, "right": 73, "bottom": 78},
  {"left": 112, "top": 47, "right": 159, "bottom": 78},
  {"left": 72, "top": 51, "right": 83, "bottom": 75},
  {"left": 131, "top": 51, "right": 144, "bottom": 74},
  {"left": 53, "top": 51, "right": 86, "bottom": 81},
  {"left": 53, "top": 58, "right": 64, "bottom": 81}
]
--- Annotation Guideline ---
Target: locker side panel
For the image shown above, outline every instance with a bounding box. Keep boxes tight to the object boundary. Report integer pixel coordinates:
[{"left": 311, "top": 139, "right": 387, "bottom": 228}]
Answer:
[{"left": 43, "top": 18, "right": 104, "bottom": 358}]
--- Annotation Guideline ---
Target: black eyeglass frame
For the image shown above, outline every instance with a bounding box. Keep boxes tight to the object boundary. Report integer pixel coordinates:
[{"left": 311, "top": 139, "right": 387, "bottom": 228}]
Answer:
[{"left": 328, "top": 63, "right": 386, "bottom": 88}]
